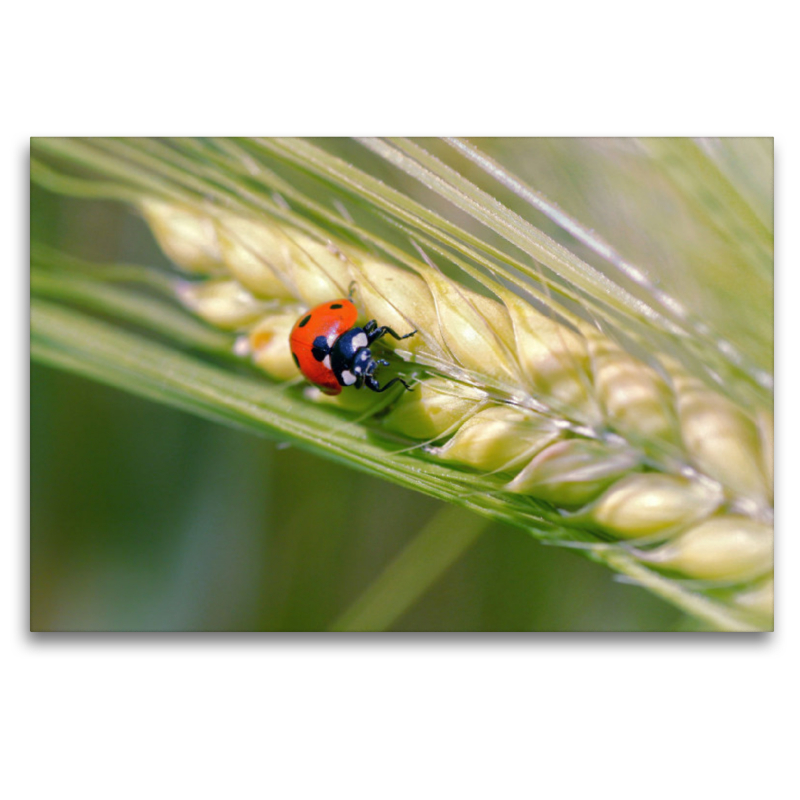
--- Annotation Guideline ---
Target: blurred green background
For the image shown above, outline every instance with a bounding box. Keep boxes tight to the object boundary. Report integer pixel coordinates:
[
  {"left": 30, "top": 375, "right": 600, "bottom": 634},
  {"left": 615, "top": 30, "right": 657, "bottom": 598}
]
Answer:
[{"left": 30, "top": 156, "right": 685, "bottom": 632}]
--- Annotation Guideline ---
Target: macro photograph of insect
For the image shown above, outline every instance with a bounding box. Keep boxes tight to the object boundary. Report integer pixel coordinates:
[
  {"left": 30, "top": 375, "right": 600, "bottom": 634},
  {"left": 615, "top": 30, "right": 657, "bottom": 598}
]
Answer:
[{"left": 30, "top": 137, "right": 774, "bottom": 632}]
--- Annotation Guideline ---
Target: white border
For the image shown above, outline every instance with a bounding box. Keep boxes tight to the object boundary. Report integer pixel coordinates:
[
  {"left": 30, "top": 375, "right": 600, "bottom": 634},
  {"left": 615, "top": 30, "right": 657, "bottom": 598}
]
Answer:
[{"left": 6, "top": 2, "right": 796, "bottom": 798}]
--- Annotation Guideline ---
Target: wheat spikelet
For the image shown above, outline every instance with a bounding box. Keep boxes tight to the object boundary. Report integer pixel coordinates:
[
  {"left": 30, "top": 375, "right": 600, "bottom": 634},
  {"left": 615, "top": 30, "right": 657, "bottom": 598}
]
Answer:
[{"left": 141, "top": 198, "right": 774, "bottom": 628}]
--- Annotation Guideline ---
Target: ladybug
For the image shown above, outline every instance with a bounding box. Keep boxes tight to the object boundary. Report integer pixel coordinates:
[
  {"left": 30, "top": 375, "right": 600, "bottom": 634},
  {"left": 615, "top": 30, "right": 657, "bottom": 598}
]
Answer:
[{"left": 289, "top": 298, "right": 416, "bottom": 395}]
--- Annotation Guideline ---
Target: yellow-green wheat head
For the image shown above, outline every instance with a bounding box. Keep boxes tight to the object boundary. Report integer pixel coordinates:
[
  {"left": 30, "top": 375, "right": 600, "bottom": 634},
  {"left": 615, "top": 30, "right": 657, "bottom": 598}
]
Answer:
[{"left": 31, "top": 137, "right": 773, "bottom": 631}]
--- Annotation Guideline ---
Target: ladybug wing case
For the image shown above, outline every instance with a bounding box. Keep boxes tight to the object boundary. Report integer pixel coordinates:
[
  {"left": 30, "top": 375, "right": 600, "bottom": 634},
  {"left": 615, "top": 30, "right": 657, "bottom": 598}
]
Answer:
[{"left": 289, "top": 300, "right": 358, "bottom": 395}]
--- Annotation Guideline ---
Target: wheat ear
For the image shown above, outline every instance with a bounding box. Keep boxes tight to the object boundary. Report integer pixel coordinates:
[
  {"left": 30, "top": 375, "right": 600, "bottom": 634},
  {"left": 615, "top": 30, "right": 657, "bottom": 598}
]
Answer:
[
  {"left": 30, "top": 137, "right": 773, "bottom": 630},
  {"left": 142, "top": 198, "right": 773, "bottom": 629}
]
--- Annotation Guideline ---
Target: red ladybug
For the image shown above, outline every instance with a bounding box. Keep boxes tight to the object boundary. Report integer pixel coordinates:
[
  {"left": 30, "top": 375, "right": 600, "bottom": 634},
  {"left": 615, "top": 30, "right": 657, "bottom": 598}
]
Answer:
[{"left": 289, "top": 298, "right": 416, "bottom": 395}]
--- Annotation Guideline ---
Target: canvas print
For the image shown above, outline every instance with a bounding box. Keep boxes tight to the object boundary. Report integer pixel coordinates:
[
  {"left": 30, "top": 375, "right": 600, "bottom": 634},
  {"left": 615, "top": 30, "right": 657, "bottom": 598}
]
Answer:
[{"left": 30, "top": 138, "right": 774, "bottom": 631}]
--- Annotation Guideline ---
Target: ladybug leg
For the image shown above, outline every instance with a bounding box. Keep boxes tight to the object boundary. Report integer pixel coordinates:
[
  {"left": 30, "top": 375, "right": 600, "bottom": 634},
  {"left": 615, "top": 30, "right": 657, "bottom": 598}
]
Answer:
[
  {"left": 365, "top": 324, "right": 417, "bottom": 344},
  {"left": 364, "top": 375, "right": 414, "bottom": 393}
]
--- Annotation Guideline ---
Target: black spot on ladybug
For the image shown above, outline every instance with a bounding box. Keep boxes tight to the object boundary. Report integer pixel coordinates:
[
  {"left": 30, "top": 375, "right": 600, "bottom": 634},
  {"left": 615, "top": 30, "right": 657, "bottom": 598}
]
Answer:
[
  {"left": 312, "top": 335, "right": 330, "bottom": 362},
  {"left": 298, "top": 314, "right": 312, "bottom": 328},
  {"left": 292, "top": 352, "right": 301, "bottom": 368},
  {"left": 330, "top": 303, "right": 343, "bottom": 309}
]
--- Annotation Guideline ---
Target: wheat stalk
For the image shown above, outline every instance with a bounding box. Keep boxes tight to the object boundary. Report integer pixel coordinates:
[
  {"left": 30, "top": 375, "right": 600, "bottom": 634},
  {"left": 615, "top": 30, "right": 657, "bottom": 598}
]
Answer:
[{"left": 30, "top": 137, "right": 774, "bottom": 630}]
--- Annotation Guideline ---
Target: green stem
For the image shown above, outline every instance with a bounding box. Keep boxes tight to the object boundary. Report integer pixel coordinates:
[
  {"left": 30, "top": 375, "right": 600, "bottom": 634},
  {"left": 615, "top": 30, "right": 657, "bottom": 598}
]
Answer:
[{"left": 330, "top": 505, "right": 489, "bottom": 631}]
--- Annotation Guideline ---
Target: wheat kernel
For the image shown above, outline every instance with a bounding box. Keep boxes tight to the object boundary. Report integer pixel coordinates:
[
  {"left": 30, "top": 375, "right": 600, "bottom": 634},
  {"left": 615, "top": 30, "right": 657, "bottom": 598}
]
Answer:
[
  {"left": 640, "top": 515, "right": 773, "bottom": 581},
  {"left": 177, "top": 280, "right": 276, "bottom": 330},
  {"left": 141, "top": 200, "right": 225, "bottom": 276},
  {"left": 381, "top": 379, "right": 486, "bottom": 440},
  {"left": 215, "top": 217, "right": 298, "bottom": 300},
  {"left": 430, "top": 406, "right": 561, "bottom": 472},
  {"left": 590, "top": 473, "right": 723, "bottom": 538},
  {"left": 507, "top": 439, "right": 640, "bottom": 507}
]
